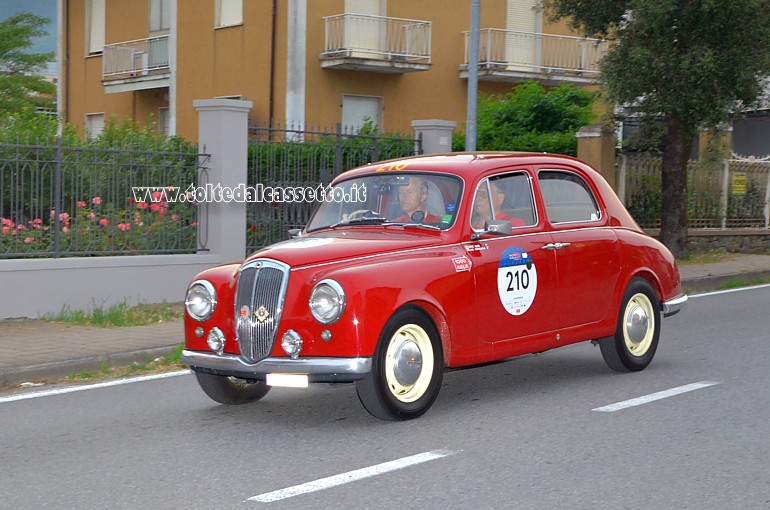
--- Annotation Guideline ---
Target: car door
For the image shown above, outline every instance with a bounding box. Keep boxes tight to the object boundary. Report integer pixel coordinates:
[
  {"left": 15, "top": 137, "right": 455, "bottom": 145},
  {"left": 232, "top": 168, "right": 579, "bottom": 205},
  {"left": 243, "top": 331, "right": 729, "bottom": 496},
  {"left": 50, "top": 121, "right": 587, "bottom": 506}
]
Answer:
[
  {"left": 468, "top": 171, "right": 560, "bottom": 344},
  {"left": 536, "top": 168, "right": 621, "bottom": 329}
]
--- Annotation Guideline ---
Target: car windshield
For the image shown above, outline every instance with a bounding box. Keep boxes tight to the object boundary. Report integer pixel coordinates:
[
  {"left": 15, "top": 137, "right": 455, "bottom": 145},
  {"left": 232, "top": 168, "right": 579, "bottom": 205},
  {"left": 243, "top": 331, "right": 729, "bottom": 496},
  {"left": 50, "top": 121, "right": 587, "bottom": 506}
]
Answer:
[{"left": 305, "top": 172, "right": 463, "bottom": 232}]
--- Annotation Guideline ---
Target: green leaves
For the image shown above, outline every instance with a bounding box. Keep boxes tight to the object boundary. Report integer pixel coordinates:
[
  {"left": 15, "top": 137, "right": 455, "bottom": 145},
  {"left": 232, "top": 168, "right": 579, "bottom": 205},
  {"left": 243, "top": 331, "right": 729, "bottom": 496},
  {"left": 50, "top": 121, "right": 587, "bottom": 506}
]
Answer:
[
  {"left": 0, "top": 12, "right": 55, "bottom": 116},
  {"left": 457, "top": 81, "right": 596, "bottom": 155}
]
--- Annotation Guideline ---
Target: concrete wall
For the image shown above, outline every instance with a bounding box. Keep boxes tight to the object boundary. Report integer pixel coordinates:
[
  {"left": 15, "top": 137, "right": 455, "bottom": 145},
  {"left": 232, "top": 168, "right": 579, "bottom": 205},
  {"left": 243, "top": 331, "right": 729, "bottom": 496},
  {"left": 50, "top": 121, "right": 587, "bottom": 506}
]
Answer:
[{"left": 0, "top": 255, "right": 222, "bottom": 319}]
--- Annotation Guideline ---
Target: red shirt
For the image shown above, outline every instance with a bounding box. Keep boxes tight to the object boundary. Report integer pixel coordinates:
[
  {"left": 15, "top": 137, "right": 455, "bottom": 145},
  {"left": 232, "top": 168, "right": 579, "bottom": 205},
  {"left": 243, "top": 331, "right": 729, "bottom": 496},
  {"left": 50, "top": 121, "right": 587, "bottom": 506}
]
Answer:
[{"left": 495, "top": 211, "right": 525, "bottom": 227}]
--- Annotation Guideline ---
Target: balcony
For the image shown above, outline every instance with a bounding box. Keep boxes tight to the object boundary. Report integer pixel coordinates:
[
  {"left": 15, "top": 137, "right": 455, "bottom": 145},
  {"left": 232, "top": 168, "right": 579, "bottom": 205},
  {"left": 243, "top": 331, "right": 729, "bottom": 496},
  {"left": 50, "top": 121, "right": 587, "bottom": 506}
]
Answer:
[
  {"left": 102, "top": 35, "right": 171, "bottom": 93},
  {"left": 320, "top": 14, "right": 431, "bottom": 73},
  {"left": 461, "top": 29, "right": 608, "bottom": 85}
]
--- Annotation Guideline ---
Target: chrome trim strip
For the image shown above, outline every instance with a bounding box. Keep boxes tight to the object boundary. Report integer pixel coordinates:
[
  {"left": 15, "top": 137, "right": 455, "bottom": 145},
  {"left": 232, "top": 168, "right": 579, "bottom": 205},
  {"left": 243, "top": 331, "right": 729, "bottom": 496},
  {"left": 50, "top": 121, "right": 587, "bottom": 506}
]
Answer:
[
  {"left": 662, "top": 294, "right": 688, "bottom": 317},
  {"left": 182, "top": 350, "right": 372, "bottom": 376}
]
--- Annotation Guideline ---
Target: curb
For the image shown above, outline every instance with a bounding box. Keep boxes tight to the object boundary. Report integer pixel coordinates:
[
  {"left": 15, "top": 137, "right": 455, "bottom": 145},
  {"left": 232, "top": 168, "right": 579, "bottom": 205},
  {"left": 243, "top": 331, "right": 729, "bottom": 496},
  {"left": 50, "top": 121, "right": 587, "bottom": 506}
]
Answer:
[
  {"left": 0, "top": 345, "right": 181, "bottom": 389},
  {"left": 681, "top": 269, "right": 770, "bottom": 294}
]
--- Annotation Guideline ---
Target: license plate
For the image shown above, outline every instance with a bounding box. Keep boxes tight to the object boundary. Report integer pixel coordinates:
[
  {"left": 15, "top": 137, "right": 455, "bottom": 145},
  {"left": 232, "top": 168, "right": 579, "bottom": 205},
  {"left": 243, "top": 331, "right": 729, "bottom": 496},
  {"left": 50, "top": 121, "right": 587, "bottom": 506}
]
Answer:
[{"left": 266, "top": 373, "right": 309, "bottom": 388}]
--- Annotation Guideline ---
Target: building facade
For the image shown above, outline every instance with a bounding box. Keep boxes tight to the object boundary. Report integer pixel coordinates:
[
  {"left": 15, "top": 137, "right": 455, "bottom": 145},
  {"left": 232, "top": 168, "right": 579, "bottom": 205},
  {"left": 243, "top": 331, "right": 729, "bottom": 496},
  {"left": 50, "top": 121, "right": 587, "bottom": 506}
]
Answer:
[{"left": 60, "top": 0, "right": 606, "bottom": 141}]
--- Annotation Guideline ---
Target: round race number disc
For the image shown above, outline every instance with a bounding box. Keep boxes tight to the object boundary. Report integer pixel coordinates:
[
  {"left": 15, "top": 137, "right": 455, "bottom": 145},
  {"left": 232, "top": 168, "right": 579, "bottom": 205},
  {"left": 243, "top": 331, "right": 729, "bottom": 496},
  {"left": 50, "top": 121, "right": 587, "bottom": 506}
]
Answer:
[{"left": 497, "top": 246, "right": 538, "bottom": 316}]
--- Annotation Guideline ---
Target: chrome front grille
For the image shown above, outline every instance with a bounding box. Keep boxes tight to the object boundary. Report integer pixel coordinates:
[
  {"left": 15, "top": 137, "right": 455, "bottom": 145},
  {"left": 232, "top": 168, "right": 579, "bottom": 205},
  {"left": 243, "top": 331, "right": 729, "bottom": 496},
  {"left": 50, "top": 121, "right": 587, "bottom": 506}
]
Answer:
[{"left": 235, "top": 259, "right": 289, "bottom": 363}]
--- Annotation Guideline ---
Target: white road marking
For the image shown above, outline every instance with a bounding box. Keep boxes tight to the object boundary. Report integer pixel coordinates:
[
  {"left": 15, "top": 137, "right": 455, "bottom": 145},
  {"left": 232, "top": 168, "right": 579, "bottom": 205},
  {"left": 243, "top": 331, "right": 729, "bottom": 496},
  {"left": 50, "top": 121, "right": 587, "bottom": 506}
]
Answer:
[
  {"left": 247, "top": 449, "right": 457, "bottom": 503},
  {"left": 0, "top": 370, "right": 190, "bottom": 404},
  {"left": 690, "top": 282, "right": 770, "bottom": 299},
  {"left": 592, "top": 381, "right": 720, "bottom": 412}
]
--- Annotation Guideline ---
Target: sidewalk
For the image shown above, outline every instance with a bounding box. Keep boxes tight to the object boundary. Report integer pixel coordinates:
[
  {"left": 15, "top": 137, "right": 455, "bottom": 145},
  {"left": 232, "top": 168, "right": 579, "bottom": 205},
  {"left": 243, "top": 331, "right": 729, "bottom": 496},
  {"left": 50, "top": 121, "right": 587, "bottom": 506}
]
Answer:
[{"left": 1, "top": 253, "right": 769, "bottom": 389}]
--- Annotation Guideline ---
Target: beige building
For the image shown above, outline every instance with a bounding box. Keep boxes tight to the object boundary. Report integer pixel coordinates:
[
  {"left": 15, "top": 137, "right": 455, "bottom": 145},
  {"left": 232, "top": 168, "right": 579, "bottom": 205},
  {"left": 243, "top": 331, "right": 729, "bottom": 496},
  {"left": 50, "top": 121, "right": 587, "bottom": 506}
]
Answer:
[{"left": 60, "top": 0, "right": 606, "bottom": 142}]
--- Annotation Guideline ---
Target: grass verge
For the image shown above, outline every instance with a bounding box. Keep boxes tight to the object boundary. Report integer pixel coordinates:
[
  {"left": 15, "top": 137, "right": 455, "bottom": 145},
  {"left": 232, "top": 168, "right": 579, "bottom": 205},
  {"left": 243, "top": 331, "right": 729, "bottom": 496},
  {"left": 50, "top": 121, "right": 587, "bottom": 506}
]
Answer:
[
  {"left": 715, "top": 276, "right": 770, "bottom": 291},
  {"left": 44, "top": 300, "right": 184, "bottom": 327}
]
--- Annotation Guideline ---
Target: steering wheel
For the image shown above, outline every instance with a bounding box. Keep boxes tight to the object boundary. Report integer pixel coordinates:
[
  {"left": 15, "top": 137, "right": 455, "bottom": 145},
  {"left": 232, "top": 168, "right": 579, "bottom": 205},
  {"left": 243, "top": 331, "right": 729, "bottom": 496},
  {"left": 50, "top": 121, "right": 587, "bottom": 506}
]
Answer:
[{"left": 343, "top": 209, "right": 383, "bottom": 221}]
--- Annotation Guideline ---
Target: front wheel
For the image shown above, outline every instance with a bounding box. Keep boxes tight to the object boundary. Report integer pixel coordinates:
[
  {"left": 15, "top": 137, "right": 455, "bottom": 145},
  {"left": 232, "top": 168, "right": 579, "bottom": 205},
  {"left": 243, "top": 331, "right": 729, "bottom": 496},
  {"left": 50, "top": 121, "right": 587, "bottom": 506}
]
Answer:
[
  {"left": 356, "top": 307, "right": 444, "bottom": 421},
  {"left": 193, "top": 371, "right": 271, "bottom": 405},
  {"left": 599, "top": 277, "right": 661, "bottom": 372}
]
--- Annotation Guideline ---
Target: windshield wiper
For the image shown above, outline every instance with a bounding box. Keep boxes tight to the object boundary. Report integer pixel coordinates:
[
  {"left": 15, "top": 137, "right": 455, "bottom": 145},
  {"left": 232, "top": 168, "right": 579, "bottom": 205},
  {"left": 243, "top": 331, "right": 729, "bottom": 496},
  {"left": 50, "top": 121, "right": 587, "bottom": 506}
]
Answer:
[
  {"left": 388, "top": 222, "right": 441, "bottom": 231},
  {"left": 330, "top": 216, "right": 388, "bottom": 229}
]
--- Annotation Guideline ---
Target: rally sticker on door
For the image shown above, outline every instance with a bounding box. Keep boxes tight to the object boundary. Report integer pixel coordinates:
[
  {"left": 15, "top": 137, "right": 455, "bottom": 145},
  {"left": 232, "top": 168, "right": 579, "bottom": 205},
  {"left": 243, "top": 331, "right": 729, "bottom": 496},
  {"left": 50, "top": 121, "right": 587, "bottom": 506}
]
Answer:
[{"left": 498, "top": 246, "right": 538, "bottom": 316}]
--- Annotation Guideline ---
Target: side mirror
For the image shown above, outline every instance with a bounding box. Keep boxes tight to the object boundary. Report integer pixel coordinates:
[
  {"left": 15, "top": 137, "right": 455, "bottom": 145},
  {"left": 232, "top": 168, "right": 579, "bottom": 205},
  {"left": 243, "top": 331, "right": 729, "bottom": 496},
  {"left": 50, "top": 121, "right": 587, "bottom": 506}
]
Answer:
[
  {"left": 470, "top": 219, "right": 512, "bottom": 241},
  {"left": 288, "top": 228, "right": 302, "bottom": 238}
]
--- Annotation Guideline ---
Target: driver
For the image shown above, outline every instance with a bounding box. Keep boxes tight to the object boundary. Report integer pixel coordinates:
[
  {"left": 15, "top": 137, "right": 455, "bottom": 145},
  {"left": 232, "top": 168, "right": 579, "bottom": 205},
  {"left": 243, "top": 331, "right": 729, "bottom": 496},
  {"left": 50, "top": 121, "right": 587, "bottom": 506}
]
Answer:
[{"left": 393, "top": 176, "right": 443, "bottom": 223}]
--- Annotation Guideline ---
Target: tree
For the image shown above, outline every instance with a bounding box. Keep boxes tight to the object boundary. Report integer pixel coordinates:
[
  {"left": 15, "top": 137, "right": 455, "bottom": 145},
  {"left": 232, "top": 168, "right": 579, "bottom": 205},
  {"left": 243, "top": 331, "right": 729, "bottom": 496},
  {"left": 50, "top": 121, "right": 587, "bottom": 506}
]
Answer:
[
  {"left": 454, "top": 81, "right": 596, "bottom": 156},
  {"left": 0, "top": 13, "right": 55, "bottom": 117},
  {"left": 544, "top": 0, "right": 770, "bottom": 256}
]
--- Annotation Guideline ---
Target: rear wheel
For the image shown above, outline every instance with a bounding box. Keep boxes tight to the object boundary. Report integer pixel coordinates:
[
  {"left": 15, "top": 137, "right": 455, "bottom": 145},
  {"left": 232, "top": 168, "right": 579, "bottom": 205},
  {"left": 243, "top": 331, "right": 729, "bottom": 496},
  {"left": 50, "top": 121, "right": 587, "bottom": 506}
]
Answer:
[
  {"left": 193, "top": 371, "right": 271, "bottom": 405},
  {"left": 599, "top": 277, "right": 661, "bottom": 372},
  {"left": 356, "top": 307, "right": 443, "bottom": 421}
]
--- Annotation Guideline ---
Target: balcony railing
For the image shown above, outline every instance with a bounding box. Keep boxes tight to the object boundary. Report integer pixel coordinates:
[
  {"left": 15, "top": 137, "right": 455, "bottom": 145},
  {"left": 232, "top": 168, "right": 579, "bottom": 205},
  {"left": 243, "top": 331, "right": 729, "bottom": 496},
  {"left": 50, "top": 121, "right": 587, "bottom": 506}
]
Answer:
[
  {"left": 463, "top": 29, "right": 608, "bottom": 82},
  {"left": 321, "top": 14, "right": 431, "bottom": 72},
  {"left": 103, "top": 35, "right": 170, "bottom": 81}
]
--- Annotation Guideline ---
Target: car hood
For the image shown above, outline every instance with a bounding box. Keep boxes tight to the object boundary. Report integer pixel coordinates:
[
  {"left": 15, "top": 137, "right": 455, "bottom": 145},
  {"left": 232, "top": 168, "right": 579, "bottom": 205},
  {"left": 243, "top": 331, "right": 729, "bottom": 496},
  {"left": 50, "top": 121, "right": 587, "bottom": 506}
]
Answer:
[{"left": 244, "top": 228, "right": 447, "bottom": 269}]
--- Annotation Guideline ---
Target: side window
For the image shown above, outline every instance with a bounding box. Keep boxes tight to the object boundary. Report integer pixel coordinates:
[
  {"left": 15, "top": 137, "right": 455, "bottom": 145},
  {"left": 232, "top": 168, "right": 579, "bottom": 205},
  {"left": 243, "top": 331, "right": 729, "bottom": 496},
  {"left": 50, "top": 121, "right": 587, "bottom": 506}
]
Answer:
[
  {"left": 538, "top": 171, "right": 601, "bottom": 224},
  {"left": 471, "top": 172, "right": 536, "bottom": 230}
]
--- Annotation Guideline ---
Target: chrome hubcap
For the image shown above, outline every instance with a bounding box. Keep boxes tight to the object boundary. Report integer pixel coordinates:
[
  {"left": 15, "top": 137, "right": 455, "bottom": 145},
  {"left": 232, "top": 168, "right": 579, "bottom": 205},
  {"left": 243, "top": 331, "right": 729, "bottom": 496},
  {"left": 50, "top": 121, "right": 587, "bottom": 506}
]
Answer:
[
  {"left": 393, "top": 340, "right": 422, "bottom": 386},
  {"left": 626, "top": 304, "right": 649, "bottom": 342}
]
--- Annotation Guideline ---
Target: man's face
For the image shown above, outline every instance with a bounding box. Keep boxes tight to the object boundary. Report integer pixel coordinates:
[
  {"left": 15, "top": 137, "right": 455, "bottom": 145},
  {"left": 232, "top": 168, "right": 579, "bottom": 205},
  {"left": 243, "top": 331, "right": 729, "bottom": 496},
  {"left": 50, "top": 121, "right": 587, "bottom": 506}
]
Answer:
[
  {"left": 474, "top": 187, "right": 491, "bottom": 217},
  {"left": 474, "top": 182, "right": 503, "bottom": 218},
  {"left": 399, "top": 179, "right": 425, "bottom": 215}
]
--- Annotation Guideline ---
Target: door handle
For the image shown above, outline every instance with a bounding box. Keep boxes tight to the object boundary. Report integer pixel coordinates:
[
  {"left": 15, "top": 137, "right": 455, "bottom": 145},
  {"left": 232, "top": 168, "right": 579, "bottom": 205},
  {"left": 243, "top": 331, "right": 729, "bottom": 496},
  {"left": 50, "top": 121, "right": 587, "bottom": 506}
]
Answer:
[{"left": 542, "top": 242, "right": 571, "bottom": 250}]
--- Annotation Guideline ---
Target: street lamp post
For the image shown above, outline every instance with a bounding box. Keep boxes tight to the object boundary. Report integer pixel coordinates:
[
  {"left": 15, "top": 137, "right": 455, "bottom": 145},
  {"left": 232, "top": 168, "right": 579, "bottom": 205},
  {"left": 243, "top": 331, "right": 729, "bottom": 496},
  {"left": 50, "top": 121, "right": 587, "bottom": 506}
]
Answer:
[{"left": 465, "top": 0, "right": 480, "bottom": 152}]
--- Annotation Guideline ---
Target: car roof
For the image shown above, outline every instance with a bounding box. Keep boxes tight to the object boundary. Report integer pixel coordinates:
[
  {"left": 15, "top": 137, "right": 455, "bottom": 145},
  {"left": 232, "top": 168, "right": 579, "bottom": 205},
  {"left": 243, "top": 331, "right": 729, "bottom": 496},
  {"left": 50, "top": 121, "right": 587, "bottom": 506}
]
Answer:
[{"left": 336, "top": 152, "right": 594, "bottom": 181}]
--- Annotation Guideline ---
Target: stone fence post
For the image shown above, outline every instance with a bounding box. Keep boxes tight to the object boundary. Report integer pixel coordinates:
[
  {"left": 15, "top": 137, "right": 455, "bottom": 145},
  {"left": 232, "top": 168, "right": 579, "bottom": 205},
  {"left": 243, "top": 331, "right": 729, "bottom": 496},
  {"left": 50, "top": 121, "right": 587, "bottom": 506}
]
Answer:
[
  {"left": 412, "top": 120, "right": 457, "bottom": 155},
  {"left": 576, "top": 124, "right": 617, "bottom": 190},
  {"left": 194, "top": 99, "right": 252, "bottom": 263}
]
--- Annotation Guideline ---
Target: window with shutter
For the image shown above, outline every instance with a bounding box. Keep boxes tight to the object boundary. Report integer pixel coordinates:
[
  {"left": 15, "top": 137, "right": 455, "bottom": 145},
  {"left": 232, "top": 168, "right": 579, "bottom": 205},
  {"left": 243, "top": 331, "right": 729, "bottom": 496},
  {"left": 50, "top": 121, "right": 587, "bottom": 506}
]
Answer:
[
  {"left": 216, "top": 0, "right": 244, "bottom": 28},
  {"left": 86, "top": 0, "right": 105, "bottom": 55}
]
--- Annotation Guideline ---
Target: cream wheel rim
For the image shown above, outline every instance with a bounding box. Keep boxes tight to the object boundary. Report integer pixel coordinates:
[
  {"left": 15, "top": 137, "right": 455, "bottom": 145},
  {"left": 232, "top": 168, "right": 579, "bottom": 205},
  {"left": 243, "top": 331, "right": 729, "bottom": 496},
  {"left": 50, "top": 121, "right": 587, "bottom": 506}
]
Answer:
[
  {"left": 384, "top": 324, "right": 434, "bottom": 403},
  {"left": 623, "top": 293, "right": 655, "bottom": 357}
]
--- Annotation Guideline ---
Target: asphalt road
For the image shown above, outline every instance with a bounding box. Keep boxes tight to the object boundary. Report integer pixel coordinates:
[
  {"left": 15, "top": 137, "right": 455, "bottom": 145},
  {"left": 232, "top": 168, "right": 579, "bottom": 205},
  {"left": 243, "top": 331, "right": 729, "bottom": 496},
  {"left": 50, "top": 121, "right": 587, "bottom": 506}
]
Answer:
[{"left": 1, "top": 285, "right": 769, "bottom": 510}]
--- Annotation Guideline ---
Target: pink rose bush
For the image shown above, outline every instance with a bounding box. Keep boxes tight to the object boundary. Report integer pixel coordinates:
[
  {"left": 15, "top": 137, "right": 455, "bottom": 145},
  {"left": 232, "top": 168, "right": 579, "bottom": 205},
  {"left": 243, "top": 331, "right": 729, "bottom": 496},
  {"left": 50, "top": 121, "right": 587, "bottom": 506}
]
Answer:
[{"left": 1, "top": 191, "right": 197, "bottom": 255}]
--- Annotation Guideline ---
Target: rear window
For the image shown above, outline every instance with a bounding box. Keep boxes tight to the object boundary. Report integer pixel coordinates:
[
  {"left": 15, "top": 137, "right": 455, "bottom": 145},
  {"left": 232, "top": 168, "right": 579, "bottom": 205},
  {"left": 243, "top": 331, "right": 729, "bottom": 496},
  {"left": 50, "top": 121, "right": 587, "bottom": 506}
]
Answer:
[{"left": 538, "top": 171, "right": 601, "bottom": 224}]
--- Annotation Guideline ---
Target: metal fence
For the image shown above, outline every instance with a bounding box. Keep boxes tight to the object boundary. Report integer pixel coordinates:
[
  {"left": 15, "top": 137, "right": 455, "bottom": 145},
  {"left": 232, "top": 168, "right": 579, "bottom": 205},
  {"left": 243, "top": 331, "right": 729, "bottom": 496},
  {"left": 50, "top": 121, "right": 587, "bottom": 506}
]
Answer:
[
  {"left": 246, "top": 123, "right": 422, "bottom": 253},
  {"left": 618, "top": 153, "right": 770, "bottom": 229},
  {"left": 0, "top": 137, "right": 208, "bottom": 258}
]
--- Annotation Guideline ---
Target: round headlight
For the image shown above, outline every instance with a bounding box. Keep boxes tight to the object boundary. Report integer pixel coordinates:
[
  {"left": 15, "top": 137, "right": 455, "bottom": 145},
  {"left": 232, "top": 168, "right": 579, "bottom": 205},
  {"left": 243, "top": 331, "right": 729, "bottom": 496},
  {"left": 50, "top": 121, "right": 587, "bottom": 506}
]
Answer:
[
  {"left": 185, "top": 280, "right": 217, "bottom": 322},
  {"left": 309, "top": 279, "right": 345, "bottom": 324}
]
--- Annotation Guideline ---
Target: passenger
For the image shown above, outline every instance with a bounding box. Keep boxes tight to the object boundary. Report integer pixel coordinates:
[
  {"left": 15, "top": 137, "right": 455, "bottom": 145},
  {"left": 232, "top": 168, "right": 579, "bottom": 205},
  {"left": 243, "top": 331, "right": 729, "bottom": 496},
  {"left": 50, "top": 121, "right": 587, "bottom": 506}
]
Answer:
[
  {"left": 472, "top": 180, "right": 525, "bottom": 229},
  {"left": 393, "top": 177, "right": 443, "bottom": 222}
]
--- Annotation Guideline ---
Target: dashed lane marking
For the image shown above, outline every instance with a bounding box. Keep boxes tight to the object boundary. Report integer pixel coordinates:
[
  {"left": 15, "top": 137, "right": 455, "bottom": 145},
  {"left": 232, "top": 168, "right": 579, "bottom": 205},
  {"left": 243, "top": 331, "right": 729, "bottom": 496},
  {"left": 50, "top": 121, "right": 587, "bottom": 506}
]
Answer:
[
  {"left": 247, "top": 449, "right": 458, "bottom": 503},
  {"left": 592, "top": 381, "right": 721, "bottom": 412}
]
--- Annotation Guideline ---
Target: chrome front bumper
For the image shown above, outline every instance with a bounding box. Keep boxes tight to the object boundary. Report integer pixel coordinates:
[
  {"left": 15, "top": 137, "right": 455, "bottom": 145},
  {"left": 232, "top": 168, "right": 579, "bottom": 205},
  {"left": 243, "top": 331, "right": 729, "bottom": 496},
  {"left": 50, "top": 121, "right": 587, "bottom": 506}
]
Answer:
[
  {"left": 182, "top": 350, "right": 372, "bottom": 383},
  {"left": 662, "top": 293, "right": 688, "bottom": 317}
]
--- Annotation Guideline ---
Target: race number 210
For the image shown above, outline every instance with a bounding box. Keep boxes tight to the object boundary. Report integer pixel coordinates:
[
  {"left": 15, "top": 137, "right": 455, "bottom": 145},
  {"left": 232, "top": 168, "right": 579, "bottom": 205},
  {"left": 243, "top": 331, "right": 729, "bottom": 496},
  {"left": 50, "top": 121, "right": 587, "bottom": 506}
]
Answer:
[{"left": 506, "top": 268, "right": 530, "bottom": 292}]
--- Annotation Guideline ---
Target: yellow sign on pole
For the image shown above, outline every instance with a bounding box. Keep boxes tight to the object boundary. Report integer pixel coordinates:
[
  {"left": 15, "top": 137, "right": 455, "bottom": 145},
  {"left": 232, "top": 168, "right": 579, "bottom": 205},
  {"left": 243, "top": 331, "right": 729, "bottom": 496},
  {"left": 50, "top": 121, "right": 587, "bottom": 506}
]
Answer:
[{"left": 732, "top": 173, "right": 747, "bottom": 195}]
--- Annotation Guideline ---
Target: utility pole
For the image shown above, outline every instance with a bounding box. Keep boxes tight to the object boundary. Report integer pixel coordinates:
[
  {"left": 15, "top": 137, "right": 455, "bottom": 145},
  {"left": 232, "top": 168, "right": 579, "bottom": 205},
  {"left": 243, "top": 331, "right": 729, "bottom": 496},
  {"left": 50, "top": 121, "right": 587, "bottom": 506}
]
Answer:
[{"left": 465, "top": 0, "right": 480, "bottom": 152}]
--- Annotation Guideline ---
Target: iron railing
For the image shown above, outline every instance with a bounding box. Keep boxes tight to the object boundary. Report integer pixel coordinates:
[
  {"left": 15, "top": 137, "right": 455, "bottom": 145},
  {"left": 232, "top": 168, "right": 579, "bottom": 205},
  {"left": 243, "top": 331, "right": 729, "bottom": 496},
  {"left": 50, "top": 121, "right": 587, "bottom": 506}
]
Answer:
[
  {"left": 0, "top": 136, "right": 208, "bottom": 258},
  {"left": 464, "top": 29, "right": 608, "bottom": 76},
  {"left": 618, "top": 153, "right": 770, "bottom": 229},
  {"left": 322, "top": 13, "right": 432, "bottom": 63},
  {"left": 246, "top": 123, "right": 422, "bottom": 254},
  {"left": 103, "top": 35, "right": 170, "bottom": 80}
]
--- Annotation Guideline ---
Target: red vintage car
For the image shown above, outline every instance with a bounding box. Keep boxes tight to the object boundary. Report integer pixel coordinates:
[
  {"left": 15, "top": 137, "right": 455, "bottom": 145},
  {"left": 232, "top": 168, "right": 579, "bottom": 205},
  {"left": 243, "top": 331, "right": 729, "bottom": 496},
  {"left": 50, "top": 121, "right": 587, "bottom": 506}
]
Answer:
[{"left": 182, "top": 153, "right": 687, "bottom": 420}]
